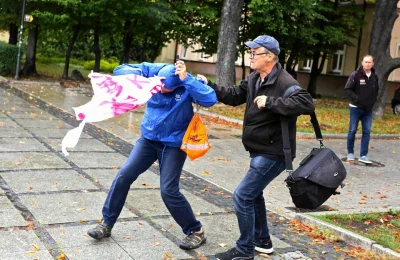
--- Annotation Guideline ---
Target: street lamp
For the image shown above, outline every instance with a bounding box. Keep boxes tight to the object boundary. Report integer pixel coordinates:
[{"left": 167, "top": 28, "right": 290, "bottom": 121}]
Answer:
[{"left": 15, "top": 0, "right": 26, "bottom": 80}]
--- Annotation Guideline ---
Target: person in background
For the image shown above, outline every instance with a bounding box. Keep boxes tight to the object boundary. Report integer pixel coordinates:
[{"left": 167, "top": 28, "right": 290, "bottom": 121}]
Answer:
[
  {"left": 344, "top": 54, "right": 379, "bottom": 164},
  {"left": 198, "top": 35, "right": 315, "bottom": 260},
  {"left": 87, "top": 61, "right": 217, "bottom": 250}
]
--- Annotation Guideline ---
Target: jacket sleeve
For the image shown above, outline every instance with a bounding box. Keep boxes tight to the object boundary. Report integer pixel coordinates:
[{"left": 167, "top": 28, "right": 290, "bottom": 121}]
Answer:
[
  {"left": 182, "top": 74, "right": 217, "bottom": 108},
  {"left": 113, "top": 62, "right": 168, "bottom": 77},
  {"left": 344, "top": 72, "right": 358, "bottom": 103},
  {"left": 207, "top": 79, "right": 248, "bottom": 106},
  {"left": 265, "top": 85, "right": 315, "bottom": 116}
]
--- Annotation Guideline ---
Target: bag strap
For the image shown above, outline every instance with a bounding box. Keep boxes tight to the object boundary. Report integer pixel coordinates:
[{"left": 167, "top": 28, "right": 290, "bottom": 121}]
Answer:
[{"left": 281, "top": 112, "right": 324, "bottom": 172}]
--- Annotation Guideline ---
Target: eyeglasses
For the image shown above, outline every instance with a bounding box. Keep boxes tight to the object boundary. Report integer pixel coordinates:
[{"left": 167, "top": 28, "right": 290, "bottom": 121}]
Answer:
[{"left": 249, "top": 51, "right": 270, "bottom": 58}]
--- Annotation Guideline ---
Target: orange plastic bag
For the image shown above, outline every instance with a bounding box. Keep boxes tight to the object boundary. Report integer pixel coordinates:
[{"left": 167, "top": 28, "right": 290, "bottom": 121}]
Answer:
[{"left": 181, "top": 113, "right": 212, "bottom": 160}]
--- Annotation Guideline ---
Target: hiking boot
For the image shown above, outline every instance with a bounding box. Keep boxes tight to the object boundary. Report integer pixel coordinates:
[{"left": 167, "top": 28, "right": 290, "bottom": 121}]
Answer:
[
  {"left": 87, "top": 222, "right": 113, "bottom": 240},
  {"left": 255, "top": 239, "right": 274, "bottom": 254},
  {"left": 215, "top": 247, "right": 254, "bottom": 260},
  {"left": 347, "top": 153, "right": 355, "bottom": 161},
  {"left": 179, "top": 228, "right": 206, "bottom": 250},
  {"left": 359, "top": 156, "right": 372, "bottom": 164}
]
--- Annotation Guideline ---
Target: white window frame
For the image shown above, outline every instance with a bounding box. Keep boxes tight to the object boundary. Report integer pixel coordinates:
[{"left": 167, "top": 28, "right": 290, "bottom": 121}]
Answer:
[
  {"left": 303, "top": 59, "right": 312, "bottom": 71},
  {"left": 331, "top": 49, "right": 344, "bottom": 74}
]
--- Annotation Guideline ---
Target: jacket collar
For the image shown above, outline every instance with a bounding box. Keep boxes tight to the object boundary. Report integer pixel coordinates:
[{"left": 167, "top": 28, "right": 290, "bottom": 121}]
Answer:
[{"left": 251, "top": 62, "right": 282, "bottom": 86}]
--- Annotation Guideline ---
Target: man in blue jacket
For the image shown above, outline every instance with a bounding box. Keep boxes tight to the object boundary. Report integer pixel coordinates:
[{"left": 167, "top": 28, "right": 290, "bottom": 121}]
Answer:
[
  {"left": 87, "top": 61, "right": 217, "bottom": 250},
  {"left": 344, "top": 54, "right": 379, "bottom": 164}
]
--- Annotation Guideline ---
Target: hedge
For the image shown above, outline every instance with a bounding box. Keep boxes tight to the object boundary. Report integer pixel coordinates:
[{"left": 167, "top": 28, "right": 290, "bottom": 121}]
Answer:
[{"left": 0, "top": 41, "right": 18, "bottom": 76}]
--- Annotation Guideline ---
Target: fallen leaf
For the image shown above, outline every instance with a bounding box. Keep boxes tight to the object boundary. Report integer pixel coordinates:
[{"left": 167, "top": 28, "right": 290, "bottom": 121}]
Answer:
[
  {"left": 219, "top": 243, "right": 227, "bottom": 247},
  {"left": 32, "top": 244, "right": 40, "bottom": 251}
]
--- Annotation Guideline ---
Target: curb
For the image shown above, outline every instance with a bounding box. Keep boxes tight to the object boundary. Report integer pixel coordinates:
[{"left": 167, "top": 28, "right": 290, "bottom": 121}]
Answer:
[{"left": 295, "top": 214, "right": 400, "bottom": 259}]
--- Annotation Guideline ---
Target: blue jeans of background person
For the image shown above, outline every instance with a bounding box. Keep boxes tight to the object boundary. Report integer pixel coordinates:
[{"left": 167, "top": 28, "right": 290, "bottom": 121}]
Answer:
[
  {"left": 347, "top": 107, "right": 373, "bottom": 157},
  {"left": 102, "top": 136, "right": 202, "bottom": 235},
  {"left": 234, "top": 154, "right": 285, "bottom": 256}
]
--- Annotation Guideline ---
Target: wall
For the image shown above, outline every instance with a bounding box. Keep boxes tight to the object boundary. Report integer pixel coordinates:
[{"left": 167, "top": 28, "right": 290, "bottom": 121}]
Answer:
[{"left": 0, "top": 31, "right": 9, "bottom": 43}]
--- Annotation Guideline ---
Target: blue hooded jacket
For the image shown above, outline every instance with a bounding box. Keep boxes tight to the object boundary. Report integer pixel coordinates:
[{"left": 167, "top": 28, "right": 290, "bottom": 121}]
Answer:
[{"left": 113, "top": 63, "right": 217, "bottom": 147}]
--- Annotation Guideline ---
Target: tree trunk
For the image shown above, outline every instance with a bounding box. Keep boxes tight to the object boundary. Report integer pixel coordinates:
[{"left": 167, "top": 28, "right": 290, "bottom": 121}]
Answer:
[
  {"left": 21, "top": 25, "right": 39, "bottom": 76},
  {"left": 216, "top": 0, "right": 244, "bottom": 86},
  {"left": 121, "top": 20, "right": 133, "bottom": 64},
  {"left": 8, "top": 23, "right": 18, "bottom": 45},
  {"left": 62, "top": 24, "right": 80, "bottom": 79},
  {"left": 93, "top": 25, "right": 101, "bottom": 72},
  {"left": 369, "top": 0, "right": 400, "bottom": 119},
  {"left": 307, "top": 52, "right": 327, "bottom": 98}
]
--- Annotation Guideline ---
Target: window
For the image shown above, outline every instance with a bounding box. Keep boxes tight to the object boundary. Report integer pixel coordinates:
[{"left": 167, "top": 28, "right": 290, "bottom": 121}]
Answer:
[
  {"left": 303, "top": 59, "right": 312, "bottom": 71},
  {"left": 181, "top": 47, "right": 188, "bottom": 59},
  {"left": 331, "top": 50, "right": 344, "bottom": 74}
]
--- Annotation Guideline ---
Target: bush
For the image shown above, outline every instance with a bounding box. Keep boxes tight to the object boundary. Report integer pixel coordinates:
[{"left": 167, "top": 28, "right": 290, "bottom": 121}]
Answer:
[
  {"left": 0, "top": 42, "right": 19, "bottom": 76},
  {"left": 83, "top": 59, "right": 120, "bottom": 73}
]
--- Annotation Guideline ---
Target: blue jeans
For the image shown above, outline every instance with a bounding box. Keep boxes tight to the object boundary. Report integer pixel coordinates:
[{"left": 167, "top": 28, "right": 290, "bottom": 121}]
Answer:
[
  {"left": 102, "top": 136, "right": 202, "bottom": 235},
  {"left": 347, "top": 107, "right": 373, "bottom": 157},
  {"left": 234, "top": 154, "right": 285, "bottom": 256}
]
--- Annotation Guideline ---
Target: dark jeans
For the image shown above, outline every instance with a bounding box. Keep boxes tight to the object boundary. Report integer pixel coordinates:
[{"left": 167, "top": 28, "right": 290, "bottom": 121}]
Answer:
[
  {"left": 102, "top": 136, "right": 202, "bottom": 235},
  {"left": 347, "top": 107, "right": 373, "bottom": 157},
  {"left": 234, "top": 154, "right": 285, "bottom": 256}
]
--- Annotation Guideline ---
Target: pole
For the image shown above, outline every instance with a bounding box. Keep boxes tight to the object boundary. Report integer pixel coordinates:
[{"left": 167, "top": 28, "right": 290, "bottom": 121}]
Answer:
[{"left": 15, "top": 0, "right": 26, "bottom": 80}]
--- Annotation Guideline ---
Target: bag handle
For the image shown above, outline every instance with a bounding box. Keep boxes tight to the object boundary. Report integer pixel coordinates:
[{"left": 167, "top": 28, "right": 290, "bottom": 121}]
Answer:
[{"left": 281, "top": 112, "right": 324, "bottom": 173}]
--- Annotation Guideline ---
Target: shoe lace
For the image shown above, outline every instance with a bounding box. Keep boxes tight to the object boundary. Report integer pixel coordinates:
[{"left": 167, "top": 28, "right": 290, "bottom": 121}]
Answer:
[
  {"left": 94, "top": 223, "right": 108, "bottom": 231},
  {"left": 182, "top": 231, "right": 203, "bottom": 244}
]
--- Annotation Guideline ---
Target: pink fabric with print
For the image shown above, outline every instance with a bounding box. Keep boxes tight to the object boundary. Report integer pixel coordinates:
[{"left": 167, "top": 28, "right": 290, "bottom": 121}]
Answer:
[{"left": 61, "top": 72, "right": 163, "bottom": 156}]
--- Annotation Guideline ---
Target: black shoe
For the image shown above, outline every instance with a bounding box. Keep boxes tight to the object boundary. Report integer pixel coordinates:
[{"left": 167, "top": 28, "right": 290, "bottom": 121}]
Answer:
[
  {"left": 215, "top": 247, "right": 254, "bottom": 260},
  {"left": 179, "top": 229, "right": 206, "bottom": 250},
  {"left": 87, "top": 222, "right": 113, "bottom": 240},
  {"left": 255, "top": 239, "right": 274, "bottom": 254}
]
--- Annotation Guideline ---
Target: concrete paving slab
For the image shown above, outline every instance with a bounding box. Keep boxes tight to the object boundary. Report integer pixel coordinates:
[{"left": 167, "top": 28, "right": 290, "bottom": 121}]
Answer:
[
  {"left": 13, "top": 118, "right": 73, "bottom": 129},
  {"left": 0, "top": 119, "right": 21, "bottom": 128},
  {"left": 47, "top": 224, "right": 115, "bottom": 247},
  {"left": 84, "top": 169, "right": 160, "bottom": 189},
  {"left": 154, "top": 214, "right": 292, "bottom": 258},
  {"left": 66, "top": 152, "right": 127, "bottom": 168},
  {"left": 2, "top": 250, "right": 53, "bottom": 260},
  {"left": 2, "top": 111, "right": 58, "bottom": 120},
  {"left": 125, "top": 189, "right": 222, "bottom": 217},
  {"left": 43, "top": 138, "right": 116, "bottom": 153},
  {"left": 2, "top": 169, "right": 99, "bottom": 193},
  {"left": 118, "top": 237, "right": 192, "bottom": 260},
  {"left": 59, "top": 243, "right": 133, "bottom": 260},
  {"left": 26, "top": 127, "right": 93, "bottom": 139},
  {"left": 0, "top": 138, "right": 49, "bottom": 152},
  {"left": 0, "top": 129, "right": 33, "bottom": 138},
  {"left": 0, "top": 197, "right": 27, "bottom": 227},
  {"left": 0, "top": 229, "right": 47, "bottom": 253},
  {"left": 19, "top": 192, "right": 136, "bottom": 224},
  {"left": 0, "top": 152, "right": 71, "bottom": 171}
]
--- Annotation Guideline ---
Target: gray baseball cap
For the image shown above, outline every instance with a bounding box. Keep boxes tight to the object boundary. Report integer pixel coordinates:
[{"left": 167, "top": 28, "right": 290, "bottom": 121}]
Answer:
[{"left": 245, "top": 35, "right": 280, "bottom": 56}]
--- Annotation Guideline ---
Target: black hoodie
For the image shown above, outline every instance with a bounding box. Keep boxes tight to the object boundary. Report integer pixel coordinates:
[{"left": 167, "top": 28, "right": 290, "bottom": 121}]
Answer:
[{"left": 344, "top": 66, "right": 379, "bottom": 111}]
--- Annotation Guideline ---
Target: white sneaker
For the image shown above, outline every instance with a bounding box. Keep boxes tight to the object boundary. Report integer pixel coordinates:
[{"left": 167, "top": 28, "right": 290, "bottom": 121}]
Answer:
[
  {"left": 359, "top": 156, "right": 372, "bottom": 164},
  {"left": 347, "top": 153, "right": 355, "bottom": 161}
]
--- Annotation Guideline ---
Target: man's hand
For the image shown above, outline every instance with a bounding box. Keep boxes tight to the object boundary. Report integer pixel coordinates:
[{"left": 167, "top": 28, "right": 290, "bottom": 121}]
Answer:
[
  {"left": 174, "top": 60, "right": 187, "bottom": 81},
  {"left": 254, "top": 95, "right": 267, "bottom": 109}
]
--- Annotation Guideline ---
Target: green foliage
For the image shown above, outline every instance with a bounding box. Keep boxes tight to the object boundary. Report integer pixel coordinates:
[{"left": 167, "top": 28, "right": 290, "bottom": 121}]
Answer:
[
  {"left": 82, "top": 59, "right": 120, "bottom": 73},
  {"left": 0, "top": 41, "right": 18, "bottom": 76}
]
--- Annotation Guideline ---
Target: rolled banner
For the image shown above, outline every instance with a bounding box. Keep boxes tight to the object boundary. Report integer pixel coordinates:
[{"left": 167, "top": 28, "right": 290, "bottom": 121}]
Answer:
[{"left": 61, "top": 71, "right": 163, "bottom": 156}]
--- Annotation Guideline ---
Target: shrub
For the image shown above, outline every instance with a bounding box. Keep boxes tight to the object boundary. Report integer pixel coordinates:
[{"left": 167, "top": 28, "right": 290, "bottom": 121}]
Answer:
[
  {"left": 0, "top": 42, "right": 19, "bottom": 76},
  {"left": 83, "top": 59, "right": 120, "bottom": 73}
]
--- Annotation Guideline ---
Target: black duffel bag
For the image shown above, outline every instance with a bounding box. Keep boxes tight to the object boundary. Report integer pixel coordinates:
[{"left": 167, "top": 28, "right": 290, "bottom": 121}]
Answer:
[{"left": 281, "top": 113, "right": 347, "bottom": 209}]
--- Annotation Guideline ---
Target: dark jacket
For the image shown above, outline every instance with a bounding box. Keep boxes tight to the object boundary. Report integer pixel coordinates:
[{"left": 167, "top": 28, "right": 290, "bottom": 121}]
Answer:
[
  {"left": 208, "top": 63, "right": 314, "bottom": 158},
  {"left": 344, "top": 66, "right": 379, "bottom": 111}
]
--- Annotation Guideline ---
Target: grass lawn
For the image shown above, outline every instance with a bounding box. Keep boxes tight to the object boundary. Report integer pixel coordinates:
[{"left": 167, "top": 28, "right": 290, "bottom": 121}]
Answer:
[
  {"left": 313, "top": 210, "right": 400, "bottom": 253},
  {"left": 207, "top": 98, "right": 400, "bottom": 135}
]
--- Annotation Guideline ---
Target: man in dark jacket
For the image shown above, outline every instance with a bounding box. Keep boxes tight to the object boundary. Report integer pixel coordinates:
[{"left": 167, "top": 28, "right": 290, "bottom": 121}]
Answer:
[
  {"left": 344, "top": 54, "right": 379, "bottom": 164},
  {"left": 198, "top": 35, "right": 315, "bottom": 260}
]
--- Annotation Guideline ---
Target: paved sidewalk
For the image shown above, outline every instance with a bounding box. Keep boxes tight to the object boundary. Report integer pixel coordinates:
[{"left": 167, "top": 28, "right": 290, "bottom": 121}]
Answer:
[{"left": 1, "top": 79, "right": 399, "bottom": 259}]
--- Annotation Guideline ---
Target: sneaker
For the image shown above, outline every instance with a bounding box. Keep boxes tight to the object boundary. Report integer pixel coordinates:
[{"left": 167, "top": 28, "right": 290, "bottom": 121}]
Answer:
[
  {"left": 255, "top": 240, "right": 274, "bottom": 254},
  {"left": 179, "top": 228, "right": 206, "bottom": 250},
  {"left": 215, "top": 247, "right": 254, "bottom": 260},
  {"left": 347, "top": 153, "right": 355, "bottom": 161},
  {"left": 359, "top": 156, "right": 372, "bottom": 164},
  {"left": 87, "top": 222, "right": 113, "bottom": 240}
]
